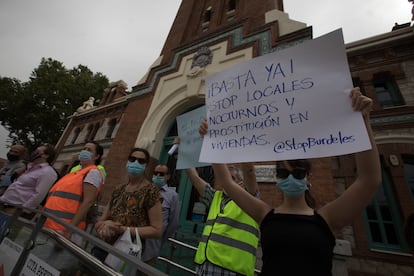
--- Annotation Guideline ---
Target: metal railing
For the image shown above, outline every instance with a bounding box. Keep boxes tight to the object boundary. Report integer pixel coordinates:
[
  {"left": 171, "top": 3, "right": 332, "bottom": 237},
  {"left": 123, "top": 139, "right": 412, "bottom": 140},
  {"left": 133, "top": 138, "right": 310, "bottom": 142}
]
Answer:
[
  {"left": 1, "top": 201, "right": 263, "bottom": 276},
  {"left": 0, "top": 201, "right": 167, "bottom": 276},
  {"left": 159, "top": 236, "right": 262, "bottom": 275},
  {"left": 157, "top": 237, "right": 198, "bottom": 275}
]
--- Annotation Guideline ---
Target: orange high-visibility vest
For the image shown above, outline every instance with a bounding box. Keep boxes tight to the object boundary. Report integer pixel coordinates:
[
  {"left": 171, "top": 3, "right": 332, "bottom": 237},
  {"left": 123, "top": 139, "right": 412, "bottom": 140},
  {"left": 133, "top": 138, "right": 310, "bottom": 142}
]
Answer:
[{"left": 43, "top": 165, "right": 99, "bottom": 231}]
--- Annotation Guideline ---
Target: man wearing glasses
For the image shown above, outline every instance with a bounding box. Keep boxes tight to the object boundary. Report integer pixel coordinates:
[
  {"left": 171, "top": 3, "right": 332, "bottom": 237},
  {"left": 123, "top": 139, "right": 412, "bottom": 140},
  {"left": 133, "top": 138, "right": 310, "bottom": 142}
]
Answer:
[{"left": 142, "top": 164, "right": 180, "bottom": 266}]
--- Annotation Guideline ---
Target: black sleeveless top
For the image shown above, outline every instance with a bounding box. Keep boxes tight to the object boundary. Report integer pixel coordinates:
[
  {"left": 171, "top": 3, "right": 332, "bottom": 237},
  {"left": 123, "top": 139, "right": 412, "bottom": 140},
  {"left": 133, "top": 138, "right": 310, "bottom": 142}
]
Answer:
[{"left": 260, "top": 210, "right": 335, "bottom": 276}]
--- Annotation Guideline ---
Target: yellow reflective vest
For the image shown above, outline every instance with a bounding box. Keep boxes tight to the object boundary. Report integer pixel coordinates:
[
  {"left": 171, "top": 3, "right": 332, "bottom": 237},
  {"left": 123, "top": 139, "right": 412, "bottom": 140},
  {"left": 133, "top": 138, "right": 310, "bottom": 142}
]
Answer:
[
  {"left": 194, "top": 191, "right": 259, "bottom": 276},
  {"left": 70, "top": 164, "right": 107, "bottom": 177}
]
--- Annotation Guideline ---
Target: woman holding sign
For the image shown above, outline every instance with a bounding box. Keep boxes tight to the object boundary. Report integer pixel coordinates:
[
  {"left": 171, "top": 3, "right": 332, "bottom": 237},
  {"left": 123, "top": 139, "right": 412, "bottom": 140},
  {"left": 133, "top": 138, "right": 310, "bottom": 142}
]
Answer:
[{"left": 199, "top": 88, "right": 381, "bottom": 275}]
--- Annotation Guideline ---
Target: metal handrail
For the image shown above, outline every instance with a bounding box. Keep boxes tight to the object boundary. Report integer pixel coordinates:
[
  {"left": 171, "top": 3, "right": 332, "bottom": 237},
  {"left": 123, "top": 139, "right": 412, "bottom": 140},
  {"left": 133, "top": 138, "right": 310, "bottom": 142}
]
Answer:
[
  {"left": 38, "top": 228, "right": 123, "bottom": 276},
  {"left": 0, "top": 201, "right": 168, "bottom": 276},
  {"left": 168, "top": 237, "right": 198, "bottom": 251},
  {"left": 157, "top": 257, "right": 196, "bottom": 275},
  {"left": 155, "top": 237, "right": 198, "bottom": 275},
  {"left": 1, "top": 201, "right": 262, "bottom": 275},
  {"left": 164, "top": 237, "right": 262, "bottom": 275}
]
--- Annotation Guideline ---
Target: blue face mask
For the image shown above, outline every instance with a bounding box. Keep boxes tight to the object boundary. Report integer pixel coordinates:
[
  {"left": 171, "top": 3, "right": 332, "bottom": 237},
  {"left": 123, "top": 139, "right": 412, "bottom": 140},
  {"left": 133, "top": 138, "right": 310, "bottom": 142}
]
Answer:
[
  {"left": 79, "top": 150, "right": 93, "bottom": 161},
  {"left": 152, "top": 176, "right": 165, "bottom": 189},
  {"left": 126, "top": 161, "right": 145, "bottom": 176},
  {"left": 277, "top": 175, "right": 308, "bottom": 197}
]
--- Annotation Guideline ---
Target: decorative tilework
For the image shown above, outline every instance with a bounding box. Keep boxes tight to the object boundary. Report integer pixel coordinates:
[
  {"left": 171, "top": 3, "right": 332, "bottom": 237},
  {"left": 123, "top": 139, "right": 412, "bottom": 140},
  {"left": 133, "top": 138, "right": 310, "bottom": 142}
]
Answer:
[{"left": 131, "top": 26, "right": 311, "bottom": 96}]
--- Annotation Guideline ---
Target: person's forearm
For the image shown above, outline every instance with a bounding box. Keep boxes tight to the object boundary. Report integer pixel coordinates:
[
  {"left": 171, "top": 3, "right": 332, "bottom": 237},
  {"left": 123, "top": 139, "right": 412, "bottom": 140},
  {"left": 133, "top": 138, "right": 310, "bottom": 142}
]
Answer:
[
  {"left": 185, "top": 168, "right": 199, "bottom": 182},
  {"left": 118, "top": 225, "right": 162, "bottom": 239},
  {"left": 355, "top": 117, "right": 381, "bottom": 185},
  {"left": 185, "top": 168, "right": 206, "bottom": 195},
  {"left": 212, "top": 164, "right": 233, "bottom": 187},
  {"left": 241, "top": 163, "right": 258, "bottom": 195}
]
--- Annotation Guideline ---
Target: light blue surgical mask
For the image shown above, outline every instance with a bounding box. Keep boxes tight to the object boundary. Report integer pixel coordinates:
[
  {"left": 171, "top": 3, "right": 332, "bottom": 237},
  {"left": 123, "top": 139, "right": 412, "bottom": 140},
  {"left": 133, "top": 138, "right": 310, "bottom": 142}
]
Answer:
[
  {"left": 152, "top": 176, "right": 165, "bottom": 189},
  {"left": 276, "top": 175, "right": 308, "bottom": 197},
  {"left": 79, "top": 150, "right": 93, "bottom": 161},
  {"left": 126, "top": 161, "right": 145, "bottom": 176}
]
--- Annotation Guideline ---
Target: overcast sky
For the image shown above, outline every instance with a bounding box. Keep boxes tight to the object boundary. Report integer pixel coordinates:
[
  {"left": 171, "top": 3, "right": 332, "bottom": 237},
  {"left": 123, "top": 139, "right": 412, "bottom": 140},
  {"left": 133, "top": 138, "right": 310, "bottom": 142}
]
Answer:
[{"left": 0, "top": 0, "right": 412, "bottom": 158}]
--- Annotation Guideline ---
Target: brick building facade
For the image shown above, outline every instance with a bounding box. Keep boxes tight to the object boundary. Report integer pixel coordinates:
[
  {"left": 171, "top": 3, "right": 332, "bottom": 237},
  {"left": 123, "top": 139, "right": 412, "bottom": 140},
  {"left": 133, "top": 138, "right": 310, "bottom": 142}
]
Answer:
[{"left": 53, "top": 1, "right": 414, "bottom": 274}]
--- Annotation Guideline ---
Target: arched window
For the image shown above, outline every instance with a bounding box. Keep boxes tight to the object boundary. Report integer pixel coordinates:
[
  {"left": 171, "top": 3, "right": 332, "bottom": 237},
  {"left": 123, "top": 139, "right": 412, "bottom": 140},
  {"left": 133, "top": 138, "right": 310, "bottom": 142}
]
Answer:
[
  {"left": 364, "top": 159, "right": 409, "bottom": 252},
  {"left": 71, "top": 128, "right": 81, "bottom": 144},
  {"left": 403, "top": 155, "right": 414, "bottom": 202},
  {"left": 203, "top": 7, "right": 212, "bottom": 23},
  {"left": 373, "top": 72, "right": 404, "bottom": 108},
  {"left": 84, "top": 124, "right": 93, "bottom": 142},
  {"left": 202, "top": 7, "right": 212, "bottom": 32},
  {"left": 89, "top": 122, "right": 100, "bottom": 141},
  {"left": 227, "top": 0, "right": 236, "bottom": 11},
  {"left": 105, "top": 118, "right": 117, "bottom": 138}
]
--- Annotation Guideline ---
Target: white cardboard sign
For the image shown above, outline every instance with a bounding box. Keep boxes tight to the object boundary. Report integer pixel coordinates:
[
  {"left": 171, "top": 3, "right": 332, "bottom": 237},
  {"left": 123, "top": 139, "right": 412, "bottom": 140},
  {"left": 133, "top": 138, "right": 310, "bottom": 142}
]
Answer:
[
  {"left": 0, "top": 237, "right": 22, "bottom": 276},
  {"left": 200, "top": 29, "right": 371, "bottom": 163},
  {"left": 20, "top": 253, "right": 60, "bottom": 276}
]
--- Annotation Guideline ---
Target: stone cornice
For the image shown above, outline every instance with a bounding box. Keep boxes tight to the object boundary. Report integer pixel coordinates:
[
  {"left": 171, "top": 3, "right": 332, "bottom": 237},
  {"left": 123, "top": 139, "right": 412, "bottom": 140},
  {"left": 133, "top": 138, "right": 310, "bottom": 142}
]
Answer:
[{"left": 66, "top": 98, "right": 128, "bottom": 123}]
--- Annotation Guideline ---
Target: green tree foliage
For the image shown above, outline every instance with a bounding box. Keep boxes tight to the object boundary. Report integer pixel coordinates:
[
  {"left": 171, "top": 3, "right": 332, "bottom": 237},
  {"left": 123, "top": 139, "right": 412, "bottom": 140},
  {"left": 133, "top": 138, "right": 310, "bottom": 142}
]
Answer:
[{"left": 0, "top": 58, "right": 109, "bottom": 151}]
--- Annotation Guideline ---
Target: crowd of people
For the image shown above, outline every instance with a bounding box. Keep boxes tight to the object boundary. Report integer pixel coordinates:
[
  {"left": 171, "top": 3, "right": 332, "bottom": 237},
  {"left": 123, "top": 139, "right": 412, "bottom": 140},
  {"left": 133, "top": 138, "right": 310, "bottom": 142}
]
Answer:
[
  {"left": 0, "top": 88, "right": 411, "bottom": 275},
  {"left": 0, "top": 142, "right": 181, "bottom": 274}
]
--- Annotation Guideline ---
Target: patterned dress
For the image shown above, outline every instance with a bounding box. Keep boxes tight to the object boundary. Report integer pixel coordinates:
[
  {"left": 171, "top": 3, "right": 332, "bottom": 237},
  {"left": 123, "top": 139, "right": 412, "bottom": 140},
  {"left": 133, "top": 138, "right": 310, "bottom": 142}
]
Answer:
[{"left": 106, "top": 182, "right": 161, "bottom": 246}]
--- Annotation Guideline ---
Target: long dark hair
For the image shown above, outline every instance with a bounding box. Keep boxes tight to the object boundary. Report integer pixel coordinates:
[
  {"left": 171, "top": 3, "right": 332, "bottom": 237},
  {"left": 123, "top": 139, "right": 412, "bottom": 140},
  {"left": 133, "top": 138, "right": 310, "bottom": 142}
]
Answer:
[
  {"left": 87, "top": 141, "right": 103, "bottom": 165},
  {"left": 42, "top": 143, "right": 56, "bottom": 164},
  {"left": 129, "top": 147, "right": 150, "bottom": 163}
]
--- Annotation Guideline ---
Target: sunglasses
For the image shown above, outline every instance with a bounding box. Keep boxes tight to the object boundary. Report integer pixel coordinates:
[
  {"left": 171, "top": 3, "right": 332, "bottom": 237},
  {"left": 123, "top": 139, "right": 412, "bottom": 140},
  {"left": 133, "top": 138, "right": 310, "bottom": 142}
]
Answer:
[
  {"left": 153, "top": 171, "right": 167, "bottom": 176},
  {"left": 276, "top": 168, "right": 307, "bottom": 180},
  {"left": 128, "top": 156, "right": 147, "bottom": 164}
]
